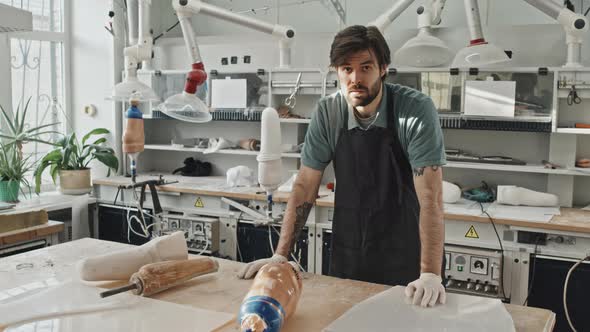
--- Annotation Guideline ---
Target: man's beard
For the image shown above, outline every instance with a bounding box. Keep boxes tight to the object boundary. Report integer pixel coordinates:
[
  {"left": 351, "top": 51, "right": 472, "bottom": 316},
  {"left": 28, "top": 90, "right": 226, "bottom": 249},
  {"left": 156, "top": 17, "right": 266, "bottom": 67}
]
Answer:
[{"left": 344, "top": 79, "right": 381, "bottom": 108}]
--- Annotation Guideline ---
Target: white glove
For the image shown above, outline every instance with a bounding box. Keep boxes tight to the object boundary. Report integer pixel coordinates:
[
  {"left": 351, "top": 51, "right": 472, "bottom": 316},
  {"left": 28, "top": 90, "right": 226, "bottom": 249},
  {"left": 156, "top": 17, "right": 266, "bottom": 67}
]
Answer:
[
  {"left": 405, "top": 273, "right": 446, "bottom": 307},
  {"left": 237, "top": 254, "right": 288, "bottom": 279}
]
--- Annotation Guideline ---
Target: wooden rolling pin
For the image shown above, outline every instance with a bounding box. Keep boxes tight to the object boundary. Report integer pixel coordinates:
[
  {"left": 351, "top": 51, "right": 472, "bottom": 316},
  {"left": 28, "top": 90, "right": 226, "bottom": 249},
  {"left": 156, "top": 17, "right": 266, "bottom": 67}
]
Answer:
[{"left": 100, "top": 257, "right": 218, "bottom": 298}]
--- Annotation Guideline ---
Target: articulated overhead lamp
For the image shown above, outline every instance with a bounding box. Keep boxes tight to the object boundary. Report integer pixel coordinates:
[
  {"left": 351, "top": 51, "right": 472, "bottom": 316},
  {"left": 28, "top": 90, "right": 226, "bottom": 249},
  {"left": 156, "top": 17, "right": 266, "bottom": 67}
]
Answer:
[
  {"left": 0, "top": 3, "right": 32, "bottom": 33},
  {"left": 112, "top": 77, "right": 159, "bottom": 103},
  {"left": 111, "top": 0, "right": 159, "bottom": 102},
  {"left": 369, "top": 0, "right": 452, "bottom": 67},
  {"left": 523, "top": 0, "right": 588, "bottom": 68},
  {"left": 453, "top": 0, "right": 589, "bottom": 68},
  {"left": 452, "top": 0, "right": 511, "bottom": 68},
  {"left": 320, "top": 0, "right": 346, "bottom": 24},
  {"left": 160, "top": 0, "right": 296, "bottom": 123}
]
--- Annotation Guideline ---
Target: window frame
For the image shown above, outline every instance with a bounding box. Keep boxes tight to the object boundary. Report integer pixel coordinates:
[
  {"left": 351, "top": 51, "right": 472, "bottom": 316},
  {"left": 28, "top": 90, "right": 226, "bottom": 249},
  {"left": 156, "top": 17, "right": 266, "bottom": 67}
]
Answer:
[{"left": 2, "top": 0, "right": 72, "bottom": 193}]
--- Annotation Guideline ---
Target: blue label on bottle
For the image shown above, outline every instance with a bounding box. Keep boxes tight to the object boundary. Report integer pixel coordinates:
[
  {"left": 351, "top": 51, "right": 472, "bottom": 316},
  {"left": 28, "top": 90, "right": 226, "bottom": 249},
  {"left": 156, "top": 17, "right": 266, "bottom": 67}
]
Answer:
[{"left": 238, "top": 295, "right": 285, "bottom": 332}]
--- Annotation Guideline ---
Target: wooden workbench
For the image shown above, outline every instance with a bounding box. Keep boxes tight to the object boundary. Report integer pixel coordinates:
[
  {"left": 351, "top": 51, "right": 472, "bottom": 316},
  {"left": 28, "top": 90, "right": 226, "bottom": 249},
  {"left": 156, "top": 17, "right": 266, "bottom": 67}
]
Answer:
[
  {"left": 0, "top": 238, "right": 555, "bottom": 331},
  {"left": 0, "top": 191, "right": 98, "bottom": 213},
  {"left": 0, "top": 220, "right": 63, "bottom": 247},
  {"left": 94, "top": 175, "right": 296, "bottom": 203},
  {"left": 95, "top": 174, "right": 590, "bottom": 235}
]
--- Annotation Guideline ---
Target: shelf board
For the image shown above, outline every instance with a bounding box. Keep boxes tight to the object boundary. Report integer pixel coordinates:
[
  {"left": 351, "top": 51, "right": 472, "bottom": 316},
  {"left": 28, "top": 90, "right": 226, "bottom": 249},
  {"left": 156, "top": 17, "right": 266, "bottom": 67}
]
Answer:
[
  {"left": 143, "top": 112, "right": 311, "bottom": 124},
  {"left": 282, "top": 152, "right": 302, "bottom": 158},
  {"left": 143, "top": 146, "right": 588, "bottom": 174},
  {"left": 445, "top": 161, "right": 590, "bottom": 176},
  {"left": 279, "top": 118, "right": 311, "bottom": 124},
  {"left": 144, "top": 144, "right": 301, "bottom": 159},
  {"left": 555, "top": 128, "right": 590, "bottom": 134}
]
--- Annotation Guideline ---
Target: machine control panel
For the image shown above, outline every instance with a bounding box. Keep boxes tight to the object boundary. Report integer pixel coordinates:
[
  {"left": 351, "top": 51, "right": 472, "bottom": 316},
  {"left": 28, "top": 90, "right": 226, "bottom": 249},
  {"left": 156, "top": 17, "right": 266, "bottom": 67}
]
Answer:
[
  {"left": 444, "top": 245, "right": 503, "bottom": 298},
  {"left": 161, "top": 211, "right": 220, "bottom": 255}
]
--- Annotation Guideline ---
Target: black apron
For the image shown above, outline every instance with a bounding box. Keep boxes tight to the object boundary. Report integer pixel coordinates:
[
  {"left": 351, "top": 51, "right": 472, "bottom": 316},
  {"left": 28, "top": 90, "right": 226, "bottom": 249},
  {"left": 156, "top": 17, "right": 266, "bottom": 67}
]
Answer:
[{"left": 329, "top": 88, "right": 421, "bottom": 286}]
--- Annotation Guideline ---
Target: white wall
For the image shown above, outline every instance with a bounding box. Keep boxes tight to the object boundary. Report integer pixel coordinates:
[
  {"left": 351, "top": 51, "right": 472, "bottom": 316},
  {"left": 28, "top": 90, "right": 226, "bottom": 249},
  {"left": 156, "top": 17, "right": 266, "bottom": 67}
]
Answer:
[
  {"left": 70, "top": 0, "right": 590, "bottom": 189},
  {"left": 70, "top": 0, "right": 124, "bottom": 179}
]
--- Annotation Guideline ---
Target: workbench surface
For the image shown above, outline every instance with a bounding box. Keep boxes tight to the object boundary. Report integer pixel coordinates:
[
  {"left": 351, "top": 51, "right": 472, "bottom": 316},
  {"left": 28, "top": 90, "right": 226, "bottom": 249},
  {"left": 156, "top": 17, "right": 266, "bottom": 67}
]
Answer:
[
  {"left": 95, "top": 174, "right": 590, "bottom": 234},
  {"left": 0, "top": 238, "right": 555, "bottom": 332},
  {"left": 0, "top": 191, "right": 97, "bottom": 214}
]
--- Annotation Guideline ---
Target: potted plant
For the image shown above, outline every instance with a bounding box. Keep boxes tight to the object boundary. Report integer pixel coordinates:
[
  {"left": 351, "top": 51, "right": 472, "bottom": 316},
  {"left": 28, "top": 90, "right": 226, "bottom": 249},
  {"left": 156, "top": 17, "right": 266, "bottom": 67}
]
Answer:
[
  {"left": 0, "top": 143, "right": 34, "bottom": 202},
  {"left": 0, "top": 98, "right": 61, "bottom": 157},
  {"left": 34, "top": 128, "right": 119, "bottom": 195},
  {"left": 0, "top": 98, "right": 61, "bottom": 202}
]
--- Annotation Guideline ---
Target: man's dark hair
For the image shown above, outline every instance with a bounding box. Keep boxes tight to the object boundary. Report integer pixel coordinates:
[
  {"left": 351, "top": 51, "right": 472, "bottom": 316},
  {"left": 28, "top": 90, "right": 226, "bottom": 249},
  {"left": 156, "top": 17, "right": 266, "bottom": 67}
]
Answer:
[{"left": 329, "top": 25, "right": 391, "bottom": 79}]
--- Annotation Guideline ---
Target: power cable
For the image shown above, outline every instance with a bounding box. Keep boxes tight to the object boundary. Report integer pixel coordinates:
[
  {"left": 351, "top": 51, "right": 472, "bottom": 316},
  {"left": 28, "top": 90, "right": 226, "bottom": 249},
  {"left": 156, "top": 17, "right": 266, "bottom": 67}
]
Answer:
[{"left": 478, "top": 202, "right": 508, "bottom": 300}]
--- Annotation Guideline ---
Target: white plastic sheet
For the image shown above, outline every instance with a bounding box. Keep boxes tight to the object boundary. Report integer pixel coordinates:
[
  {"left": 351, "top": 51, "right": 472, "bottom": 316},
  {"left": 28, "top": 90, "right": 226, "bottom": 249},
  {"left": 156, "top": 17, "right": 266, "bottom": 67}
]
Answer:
[
  {"left": 1, "top": 281, "right": 234, "bottom": 332},
  {"left": 324, "top": 286, "right": 515, "bottom": 332},
  {"left": 226, "top": 165, "right": 256, "bottom": 187}
]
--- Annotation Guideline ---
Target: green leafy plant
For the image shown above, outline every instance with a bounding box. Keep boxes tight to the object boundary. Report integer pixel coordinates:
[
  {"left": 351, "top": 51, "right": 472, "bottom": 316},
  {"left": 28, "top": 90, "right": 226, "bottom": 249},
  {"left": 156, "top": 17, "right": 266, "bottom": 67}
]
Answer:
[
  {"left": 0, "top": 98, "right": 62, "bottom": 154},
  {"left": 34, "top": 128, "right": 119, "bottom": 193},
  {"left": 0, "top": 143, "right": 34, "bottom": 201}
]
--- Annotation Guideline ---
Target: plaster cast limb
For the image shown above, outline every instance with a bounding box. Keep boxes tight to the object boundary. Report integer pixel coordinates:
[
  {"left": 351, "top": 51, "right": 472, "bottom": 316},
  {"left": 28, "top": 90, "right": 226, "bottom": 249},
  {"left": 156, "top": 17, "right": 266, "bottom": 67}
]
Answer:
[
  {"left": 442, "top": 181, "right": 461, "bottom": 204},
  {"left": 239, "top": 261, "right": 302, "bottom": 331},
  {"left": 78, "top": 231, "right": 188, "bottom": 281},
  {"left": 496, "top": 185, "right": 559, "bottom": 207},
  {"left": 122, "top": 118, "right": 145, "bottom": 154}
]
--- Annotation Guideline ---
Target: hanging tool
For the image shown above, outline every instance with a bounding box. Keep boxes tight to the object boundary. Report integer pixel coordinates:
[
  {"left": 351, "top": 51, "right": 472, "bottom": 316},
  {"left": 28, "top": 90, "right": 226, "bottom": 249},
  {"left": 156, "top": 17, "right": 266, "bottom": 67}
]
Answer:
[
  {"left": 277, "top": 73, "right": 304, "bottom": 118},
  {"left": 283, "top": 72, "right": 303, "bottom": 109},
  {"left": 567, "top": 85, "right": 582, "bottom": 105},
  {"left": 100, "top": 257, "right": 219, "bottom": 298}
]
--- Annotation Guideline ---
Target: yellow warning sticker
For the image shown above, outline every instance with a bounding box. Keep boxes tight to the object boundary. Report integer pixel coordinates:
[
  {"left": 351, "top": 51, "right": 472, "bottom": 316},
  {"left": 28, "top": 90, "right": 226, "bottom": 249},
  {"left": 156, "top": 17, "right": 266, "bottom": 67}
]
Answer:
[
  {"left": 465, "top": 225, "right": 479, "bottom": 239},
  {"left": 194, "top": 197, "right": 204, "bottom": 208}
]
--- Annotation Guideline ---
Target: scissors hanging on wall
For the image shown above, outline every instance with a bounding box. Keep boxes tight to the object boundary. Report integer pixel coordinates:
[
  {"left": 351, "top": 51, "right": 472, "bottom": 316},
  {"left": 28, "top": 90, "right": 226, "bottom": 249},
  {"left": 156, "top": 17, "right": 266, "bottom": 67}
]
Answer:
[
  {"left": 567, "top": 85, "right": 582, "bottom": 105},
  {"left": 283, "top": 72, "right": 303, "bottom": 109}
]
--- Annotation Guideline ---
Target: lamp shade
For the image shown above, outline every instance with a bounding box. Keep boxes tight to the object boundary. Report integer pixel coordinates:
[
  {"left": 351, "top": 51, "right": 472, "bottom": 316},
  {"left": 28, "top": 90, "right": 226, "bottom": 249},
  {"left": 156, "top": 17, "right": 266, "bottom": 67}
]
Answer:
[
  {"left": 111, "top": 77, "right": 159, "bottom": 102},
  {"left": 394, "top": 29, "right": 452, "bottom": 67},
  {"left": 451, "top": 42, "right": 511, "bottom": 68},
  {"left": 158, "top": 91, "right": 212, "bottom": 123}
]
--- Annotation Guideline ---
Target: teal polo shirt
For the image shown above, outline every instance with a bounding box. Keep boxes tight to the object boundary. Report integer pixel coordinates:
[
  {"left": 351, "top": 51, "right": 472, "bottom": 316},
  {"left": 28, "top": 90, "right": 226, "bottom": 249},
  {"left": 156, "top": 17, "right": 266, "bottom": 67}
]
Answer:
[{"left": 301, "top": 83, "right": 446, "bottom": 171}]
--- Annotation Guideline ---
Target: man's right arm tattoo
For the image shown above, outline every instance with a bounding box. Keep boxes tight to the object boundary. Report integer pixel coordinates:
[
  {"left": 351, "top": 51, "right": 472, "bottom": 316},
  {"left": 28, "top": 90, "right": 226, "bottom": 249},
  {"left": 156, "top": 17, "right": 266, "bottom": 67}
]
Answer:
[
  {"left": 290, "top": 202, "right": 313, "bottom": 250},
  {"left": 413, "top": 165, "right": 440, "bottom": 177}
]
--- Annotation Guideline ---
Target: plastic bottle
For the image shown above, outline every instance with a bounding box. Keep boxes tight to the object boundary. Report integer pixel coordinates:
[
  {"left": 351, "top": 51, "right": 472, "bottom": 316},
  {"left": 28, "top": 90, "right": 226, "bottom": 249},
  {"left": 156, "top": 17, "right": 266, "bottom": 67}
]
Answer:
[{"left": 238, "top": 261, "right": 303, "bottom": 332}]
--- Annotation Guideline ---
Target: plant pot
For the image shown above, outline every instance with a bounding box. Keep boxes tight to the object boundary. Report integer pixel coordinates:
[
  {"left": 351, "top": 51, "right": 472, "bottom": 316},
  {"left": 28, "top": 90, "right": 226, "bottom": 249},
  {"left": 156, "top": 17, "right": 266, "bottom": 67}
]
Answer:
[
  {"left": 58, "top": 169, "right": 92, "bottom": 195},
  {"left": 0, "top": 180, "right": 20, "bottom": 202}
]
